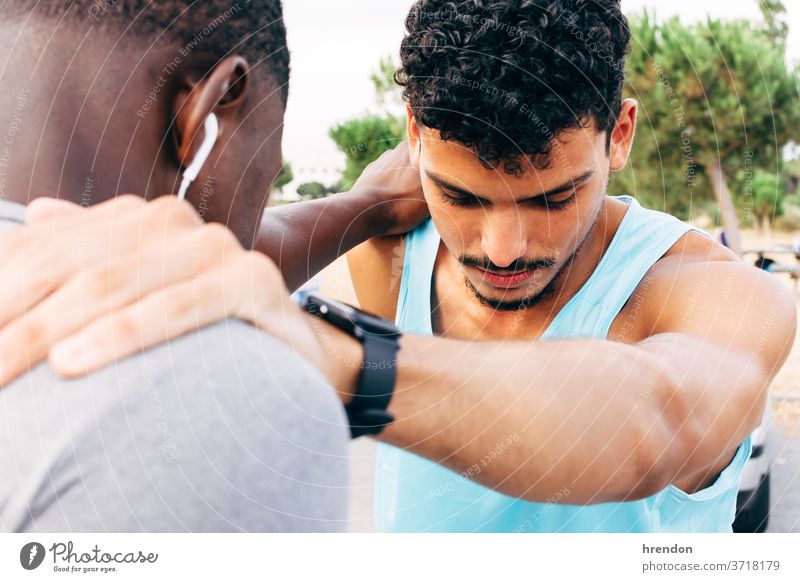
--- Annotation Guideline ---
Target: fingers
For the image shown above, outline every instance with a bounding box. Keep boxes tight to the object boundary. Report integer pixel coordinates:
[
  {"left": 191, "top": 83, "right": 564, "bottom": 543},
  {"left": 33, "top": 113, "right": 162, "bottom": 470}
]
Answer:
[
  {"left": 0, "top": 197, "right": 144, "bottom": 328},
  {"left": 48, "top": 263, "right": 233, "bottom": 378},
  {"left": 0, "top": 221, "right": 242, "bottom": 385},
  {"left": 0, "top": 191, "right": 272, "bottom": 383},
  {"left": 48, "top": 250, "right": 285, "bottom": 379},
  {"left": 0, "top": 195, "right": 203, "bottom": 330}
]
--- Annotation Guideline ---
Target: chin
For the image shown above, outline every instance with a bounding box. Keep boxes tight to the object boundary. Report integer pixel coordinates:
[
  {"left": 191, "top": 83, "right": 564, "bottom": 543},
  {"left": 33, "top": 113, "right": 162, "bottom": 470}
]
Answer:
[{"left": 466, "top": 277, "right": 547, "bottom": 312}]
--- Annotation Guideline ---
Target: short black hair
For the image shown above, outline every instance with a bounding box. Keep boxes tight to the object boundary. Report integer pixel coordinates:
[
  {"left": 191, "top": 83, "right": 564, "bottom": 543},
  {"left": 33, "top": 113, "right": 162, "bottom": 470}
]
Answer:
[
  {"left": 10, "top": 1, "right": 290, "bottom": 104},
  {"left": 396, "top": 0, "right": 630, "bottom": 174}
]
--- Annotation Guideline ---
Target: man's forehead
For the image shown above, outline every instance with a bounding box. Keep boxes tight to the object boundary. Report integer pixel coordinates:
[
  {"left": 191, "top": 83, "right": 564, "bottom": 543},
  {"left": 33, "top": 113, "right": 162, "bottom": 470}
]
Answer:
[{"left": 420, "top": 127, "right": 606, "bottom": 195}]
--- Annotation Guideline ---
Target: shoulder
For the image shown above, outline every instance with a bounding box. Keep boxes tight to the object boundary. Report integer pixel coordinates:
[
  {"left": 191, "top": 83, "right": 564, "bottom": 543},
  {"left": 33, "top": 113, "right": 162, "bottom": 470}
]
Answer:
[
  {"left": 616, "top": 229, "right": 796, "bottom": 373},
  {"left": 636, "top": 229, "right": 739, "bottom": 295},
  {"left": 346, "top": 234, "right": 407, "bottom": 320},
  {"left": 11, "top": 320, "right": 349, "bottom": 531},
  {"left": 660, "top": 228, "right": 738, "bottom": 263},
  {"left": 614, "top": 230, "right": 732, "bottom": 331},
  {"left": 8, "top": 319, "right": 347, "bottom": 437},
  {"left": 138, "top": 319, "right": 346, "bottom": 421},
  {"left": 3, "top": 320, "right": 348, "bottom": 447}
]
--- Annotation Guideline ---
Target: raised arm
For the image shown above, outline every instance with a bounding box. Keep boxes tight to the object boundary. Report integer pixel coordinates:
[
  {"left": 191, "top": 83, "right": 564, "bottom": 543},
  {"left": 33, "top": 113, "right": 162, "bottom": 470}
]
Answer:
[{"left": 256, "top": 144, "right": 427, "bottom": 292}]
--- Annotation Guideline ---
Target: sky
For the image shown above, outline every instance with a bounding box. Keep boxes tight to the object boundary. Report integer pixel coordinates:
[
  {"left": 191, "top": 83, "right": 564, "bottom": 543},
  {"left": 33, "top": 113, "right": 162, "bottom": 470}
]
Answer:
[{"left": 281, "top": 0, "right": 800, "bottom": 186}]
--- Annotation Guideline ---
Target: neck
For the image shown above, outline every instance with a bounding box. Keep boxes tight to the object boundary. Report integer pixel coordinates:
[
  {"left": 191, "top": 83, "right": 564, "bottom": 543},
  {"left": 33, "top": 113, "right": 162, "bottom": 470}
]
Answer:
[{"left": 0, "top": 20, "right": 176, "bottom": 208}]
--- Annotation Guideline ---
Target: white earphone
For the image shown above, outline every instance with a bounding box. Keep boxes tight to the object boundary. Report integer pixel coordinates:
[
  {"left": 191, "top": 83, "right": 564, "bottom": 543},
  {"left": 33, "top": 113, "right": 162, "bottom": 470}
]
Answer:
[{"left": 177, "top": 113, "right": 219, "bottom": 200}]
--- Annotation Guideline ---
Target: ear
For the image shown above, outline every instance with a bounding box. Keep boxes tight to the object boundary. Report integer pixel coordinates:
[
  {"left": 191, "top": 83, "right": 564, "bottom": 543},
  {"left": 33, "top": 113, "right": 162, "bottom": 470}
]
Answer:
[
  {"left": 172, "top": 55, "right": 250, "bottom": 167},
  {"left": 609, "top": 98, "right": 637, "bottom": 171},
  {"left": 406, "top": 104, "right": 421, "bottom": 170}
]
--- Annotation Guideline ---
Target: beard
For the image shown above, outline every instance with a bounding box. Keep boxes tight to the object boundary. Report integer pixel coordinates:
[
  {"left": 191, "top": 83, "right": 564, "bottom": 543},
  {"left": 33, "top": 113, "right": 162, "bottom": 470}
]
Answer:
[
  {"left": 462, "top": 211, "right": 602, "bottom": 313},
  {"left": 463, "top": 256, "right": 569, "bottom": 312}
]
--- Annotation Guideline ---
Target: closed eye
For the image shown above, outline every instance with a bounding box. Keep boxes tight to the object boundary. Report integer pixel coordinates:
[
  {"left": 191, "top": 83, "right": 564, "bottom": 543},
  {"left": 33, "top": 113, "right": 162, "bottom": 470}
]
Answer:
[
  {"left": 440, "top": 191, "right": 483, "bottom": 207},
  {"left": 440, "top": 189, "right": 578, "bottom": 210},
  {"left": 541, "top": 191, "right": 577, "bottom": 211}
]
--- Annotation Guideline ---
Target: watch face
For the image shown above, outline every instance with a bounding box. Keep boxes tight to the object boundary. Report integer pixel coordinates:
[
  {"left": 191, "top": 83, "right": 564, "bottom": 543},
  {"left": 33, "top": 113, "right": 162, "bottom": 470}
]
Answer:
[
  {"left": 306, "top": 294, "right": 399, "bottom": 338},
  {"left": 334, "top": 301, "right": 358, "bottom": 319},
  {"left": 355, "top": 311, "right": 399, "bottom": 337}
]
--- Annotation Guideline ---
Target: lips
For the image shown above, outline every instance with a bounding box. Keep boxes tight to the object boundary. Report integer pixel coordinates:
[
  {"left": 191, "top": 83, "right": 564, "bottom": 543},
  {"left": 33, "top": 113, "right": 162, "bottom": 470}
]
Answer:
[{"left": 474, "top": 267, "right": 535, "bottom": 289}]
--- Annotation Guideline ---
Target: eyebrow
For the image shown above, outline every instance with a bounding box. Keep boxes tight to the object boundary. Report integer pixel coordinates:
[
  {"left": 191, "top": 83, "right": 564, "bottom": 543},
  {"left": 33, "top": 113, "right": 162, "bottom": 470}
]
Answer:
[{"left": 424, "top": 169, "right": 595, "bottom": 203}]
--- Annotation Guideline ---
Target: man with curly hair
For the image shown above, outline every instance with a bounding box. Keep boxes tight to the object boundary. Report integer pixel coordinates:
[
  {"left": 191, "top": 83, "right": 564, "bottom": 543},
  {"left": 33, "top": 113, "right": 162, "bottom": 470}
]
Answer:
[{"left": 344, "top": 0, "right": 794, "bottom": 532}]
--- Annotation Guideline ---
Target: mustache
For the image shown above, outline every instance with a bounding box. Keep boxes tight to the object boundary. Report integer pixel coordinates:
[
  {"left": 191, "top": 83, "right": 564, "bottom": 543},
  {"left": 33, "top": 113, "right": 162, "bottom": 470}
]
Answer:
[{"left": 458, "top": 255, "right": 556, "bottom": 273}]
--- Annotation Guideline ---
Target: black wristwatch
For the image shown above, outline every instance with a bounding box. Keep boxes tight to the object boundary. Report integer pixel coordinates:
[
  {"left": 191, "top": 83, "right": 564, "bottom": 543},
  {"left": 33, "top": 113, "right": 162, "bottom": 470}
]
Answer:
[{"left": 302, "top": 294, "right": 401, "bottom": 438}]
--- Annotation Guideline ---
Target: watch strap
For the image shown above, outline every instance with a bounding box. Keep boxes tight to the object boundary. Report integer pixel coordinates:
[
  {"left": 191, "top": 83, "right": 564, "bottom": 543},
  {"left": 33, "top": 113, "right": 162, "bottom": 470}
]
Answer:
[{"left": 345, "top": 332, "right": 398, "bottom": 438}]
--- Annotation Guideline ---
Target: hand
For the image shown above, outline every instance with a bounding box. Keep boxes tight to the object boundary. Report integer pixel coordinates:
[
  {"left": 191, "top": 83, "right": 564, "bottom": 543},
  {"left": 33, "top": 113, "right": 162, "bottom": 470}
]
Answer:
[
  {"left": 351, "top": 142, "right": 429, "bottom": 236},
  {"left": 0, "top": 195, "right": 340, "bottom": 386}
]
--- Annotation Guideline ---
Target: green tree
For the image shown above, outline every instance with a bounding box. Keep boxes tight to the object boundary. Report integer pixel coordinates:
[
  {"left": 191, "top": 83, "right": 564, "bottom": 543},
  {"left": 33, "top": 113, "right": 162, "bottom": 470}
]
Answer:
[
  {"left": 296, "top": 181, "right": 331, "bottom": 200},
  {"left": 758, "top": 0, "right": 788, "bottom": 46},
  {"left": 738, "top": 167, "right": 786, "bottom": 233},
  {"left": 614, "top": 12, "right": 800, "bottom": 254},
  {"left": 329, "top": 114, "right": 406, "bottom": 188},
  {"left": 370, "top": 55, "right": 404, "bottom": 108},
  {"left": 272, "top": 160, "right": 293, "bottom": 193},
  {"left": 328, "top": 57, "right": 406, "bottom": 189}
]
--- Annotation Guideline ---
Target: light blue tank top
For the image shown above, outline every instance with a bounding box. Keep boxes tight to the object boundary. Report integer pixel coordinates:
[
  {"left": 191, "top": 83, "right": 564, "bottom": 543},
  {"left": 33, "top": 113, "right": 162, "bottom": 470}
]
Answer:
[{"left": 375, "top": 195, "right": 752, "bottom": 532}]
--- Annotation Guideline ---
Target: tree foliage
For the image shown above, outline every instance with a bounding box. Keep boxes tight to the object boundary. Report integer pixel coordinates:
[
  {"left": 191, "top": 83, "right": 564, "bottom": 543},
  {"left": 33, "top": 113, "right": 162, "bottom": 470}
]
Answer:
[
  {"left": 328, "top": 57, "right": 406, "bottom": 190},
  {"left": 328, "top": 114, "right": 406, "bottom": 188},
  {"left": 370, "top": 55, "right": 404, "bottom": 108},
  {"left": 297, "top": 181, "right": 332, "bottom": 200},
  {"left": 272, "top": 160, "right": 293, "bottom": 193},
  {"left": 758, "top": 0, "right": 788, "bottom": 46},
  {"left": 613, "top": 12, "right": 800, "bottom": 232},
  {"left": 739, "top": 167, "right": 786, "bottom": 231}
]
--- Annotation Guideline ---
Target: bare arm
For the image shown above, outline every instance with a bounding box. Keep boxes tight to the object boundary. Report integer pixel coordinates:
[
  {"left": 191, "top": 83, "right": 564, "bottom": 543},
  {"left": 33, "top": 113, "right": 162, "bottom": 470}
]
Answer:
[
  {"left": 256, "top": 144, "right": 426, "bottom": 292},
  {"left": 256, "top": 189, "right": 388, "bottom": 292},
  {"left": 347, "top": 235, "right": 406, "bottom": 319},
  {"left": 318, "top": 260, "right": 796, "bottom": 504}
]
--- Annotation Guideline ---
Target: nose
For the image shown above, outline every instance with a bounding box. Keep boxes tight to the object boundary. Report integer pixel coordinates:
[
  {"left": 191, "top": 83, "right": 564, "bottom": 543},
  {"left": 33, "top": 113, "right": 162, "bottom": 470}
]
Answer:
[{"left": 481, "top": 211, "right": 527, "bottom": 268}]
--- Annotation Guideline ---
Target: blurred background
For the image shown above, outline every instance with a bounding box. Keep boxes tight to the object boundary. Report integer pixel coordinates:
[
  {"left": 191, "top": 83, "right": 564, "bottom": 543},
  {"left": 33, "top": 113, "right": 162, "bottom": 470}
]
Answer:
[{"left": 276, "top": 0, "right": 800, "bottom": 532}]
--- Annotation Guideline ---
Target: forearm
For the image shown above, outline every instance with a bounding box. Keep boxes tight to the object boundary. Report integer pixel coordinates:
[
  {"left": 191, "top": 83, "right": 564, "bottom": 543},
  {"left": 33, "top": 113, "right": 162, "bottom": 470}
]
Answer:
[
  {"left": 256, "top": 186, "right": 390, "bottom": 292},
  {"left": 373, "top": 333, "right": 763, "bottom": 504}
]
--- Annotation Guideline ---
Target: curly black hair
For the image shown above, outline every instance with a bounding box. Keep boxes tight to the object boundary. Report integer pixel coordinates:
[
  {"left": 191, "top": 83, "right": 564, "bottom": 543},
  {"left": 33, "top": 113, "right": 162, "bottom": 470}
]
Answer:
[
  {"left": 5, "top": 1, "right": 289, "bottom": 105},
  {"left": 396, "top": 0, "right": 630, "bottom": 174}
]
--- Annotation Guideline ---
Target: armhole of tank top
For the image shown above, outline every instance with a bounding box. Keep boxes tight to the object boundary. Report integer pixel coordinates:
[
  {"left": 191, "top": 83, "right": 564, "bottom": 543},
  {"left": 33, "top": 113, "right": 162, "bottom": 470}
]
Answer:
[
  {"left": 395, "top": 220, "right": 440, "bottom": 333},
  {"left": 395, "top": 231, "right": 416, "bottom": 327},
  {"left": 597, "top": 220, "right": 696, "bottom": 337}
]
